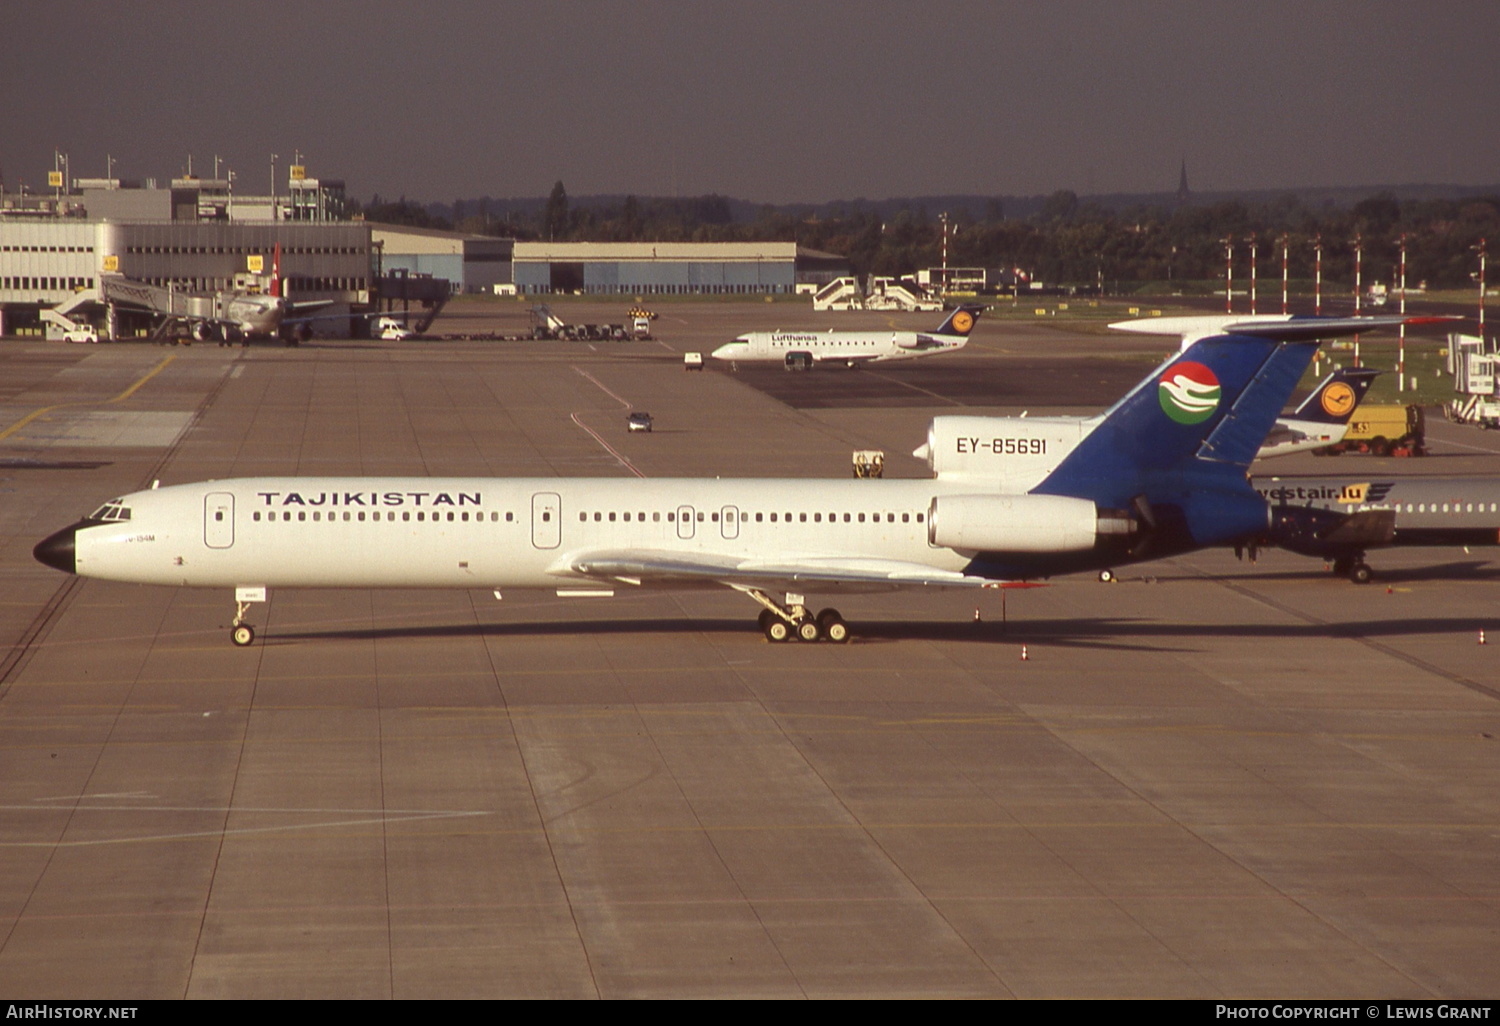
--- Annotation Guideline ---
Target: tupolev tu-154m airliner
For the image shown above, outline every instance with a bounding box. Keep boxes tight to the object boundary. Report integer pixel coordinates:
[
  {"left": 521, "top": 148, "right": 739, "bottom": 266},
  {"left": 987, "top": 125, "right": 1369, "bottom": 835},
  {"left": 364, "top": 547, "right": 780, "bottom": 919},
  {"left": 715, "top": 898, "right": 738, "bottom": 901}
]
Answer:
[{"left": 33, "top": 317, "right": 1416, "bottom": 646}]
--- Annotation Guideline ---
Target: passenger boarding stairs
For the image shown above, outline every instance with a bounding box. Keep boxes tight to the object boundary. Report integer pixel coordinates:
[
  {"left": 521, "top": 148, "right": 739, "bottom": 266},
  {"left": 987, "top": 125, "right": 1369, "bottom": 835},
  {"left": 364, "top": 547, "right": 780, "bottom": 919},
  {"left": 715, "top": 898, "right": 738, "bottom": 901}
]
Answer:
[
  {"left": 811, "top": 275, "right": 942, "bottom": 312},
  {"left": 1446, "top": 332, "right": 1500, "bottom": 428},
  {"left": 40, "top": 287, "right": 103, "bottom": 339},
  {"left": 812, "top": 277, "right": 864, "bottom": 311}
]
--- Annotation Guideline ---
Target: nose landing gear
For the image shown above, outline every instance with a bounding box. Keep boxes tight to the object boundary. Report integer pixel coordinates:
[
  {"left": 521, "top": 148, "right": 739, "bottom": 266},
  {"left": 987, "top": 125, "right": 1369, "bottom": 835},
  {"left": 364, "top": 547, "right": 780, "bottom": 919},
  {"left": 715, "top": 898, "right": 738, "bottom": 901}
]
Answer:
[{"left": 229, "top": 588, "right": 266, "bottom": 646}]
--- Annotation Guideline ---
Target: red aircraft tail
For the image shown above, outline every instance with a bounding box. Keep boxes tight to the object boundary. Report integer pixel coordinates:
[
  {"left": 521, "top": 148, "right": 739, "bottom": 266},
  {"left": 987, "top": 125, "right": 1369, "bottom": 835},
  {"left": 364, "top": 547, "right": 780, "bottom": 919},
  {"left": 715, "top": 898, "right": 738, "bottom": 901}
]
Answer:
[{"left": 269, "top": 243, "right": 282, "bottom": 298}]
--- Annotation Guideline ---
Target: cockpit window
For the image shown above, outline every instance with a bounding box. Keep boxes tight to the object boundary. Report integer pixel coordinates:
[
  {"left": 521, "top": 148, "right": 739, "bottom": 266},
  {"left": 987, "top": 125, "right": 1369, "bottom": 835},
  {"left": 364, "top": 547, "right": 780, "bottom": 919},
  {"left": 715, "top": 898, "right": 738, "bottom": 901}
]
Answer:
[{"left": 88, "top": 500, "right": 132, "bottom": 522}]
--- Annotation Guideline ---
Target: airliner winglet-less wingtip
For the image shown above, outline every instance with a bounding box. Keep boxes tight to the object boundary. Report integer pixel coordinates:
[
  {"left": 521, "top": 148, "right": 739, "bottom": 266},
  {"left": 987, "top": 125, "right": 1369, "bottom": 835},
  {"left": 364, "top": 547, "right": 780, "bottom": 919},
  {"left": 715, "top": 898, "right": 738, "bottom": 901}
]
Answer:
[{"left": 36, "top": 322, "right": 1326, "bottom": 646}]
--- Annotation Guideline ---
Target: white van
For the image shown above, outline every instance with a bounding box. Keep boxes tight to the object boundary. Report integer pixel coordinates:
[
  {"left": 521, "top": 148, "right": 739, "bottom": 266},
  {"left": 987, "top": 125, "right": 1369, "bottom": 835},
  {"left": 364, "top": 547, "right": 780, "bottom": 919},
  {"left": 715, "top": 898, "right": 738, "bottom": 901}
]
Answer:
[{"left": 377, "top": 317, "right": 415, "bottom": 341}]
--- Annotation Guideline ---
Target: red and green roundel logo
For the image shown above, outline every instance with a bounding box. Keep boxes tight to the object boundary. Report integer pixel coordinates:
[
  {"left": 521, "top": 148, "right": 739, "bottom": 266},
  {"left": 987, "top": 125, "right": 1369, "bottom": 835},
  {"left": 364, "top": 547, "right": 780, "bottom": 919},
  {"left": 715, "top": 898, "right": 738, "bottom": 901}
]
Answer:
[{"left": 1158, "top": 361, "right": 1221, "bottom": 424}]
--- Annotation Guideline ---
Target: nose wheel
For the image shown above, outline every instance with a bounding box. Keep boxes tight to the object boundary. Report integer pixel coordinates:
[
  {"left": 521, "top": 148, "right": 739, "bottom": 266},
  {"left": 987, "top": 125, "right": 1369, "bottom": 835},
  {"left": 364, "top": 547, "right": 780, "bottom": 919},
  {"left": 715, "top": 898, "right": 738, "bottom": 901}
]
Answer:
[{"left": 230, "top": 595, "right": 260, "bottom": 646}]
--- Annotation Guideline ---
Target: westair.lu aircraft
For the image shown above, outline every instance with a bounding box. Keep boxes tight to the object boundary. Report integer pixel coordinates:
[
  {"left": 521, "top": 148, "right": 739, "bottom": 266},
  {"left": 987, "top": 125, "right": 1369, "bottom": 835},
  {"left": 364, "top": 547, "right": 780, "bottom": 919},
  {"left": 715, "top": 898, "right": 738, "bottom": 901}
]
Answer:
[
  {"left": 710, "top": 304, "right": 985, "bottom": 368},
  {"left": 36, "top": 317, "right": 1404, "bottom": 647},
  {"left": 1249, "top": 474, "right": 1500, "bottom": 583}
]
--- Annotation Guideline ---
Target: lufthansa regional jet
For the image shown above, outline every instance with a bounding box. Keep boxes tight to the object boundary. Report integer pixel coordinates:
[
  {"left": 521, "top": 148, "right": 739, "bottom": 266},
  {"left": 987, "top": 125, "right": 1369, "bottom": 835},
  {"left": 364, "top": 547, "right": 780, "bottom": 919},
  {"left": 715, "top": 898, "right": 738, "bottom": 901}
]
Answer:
[
  {"left": 35, "top": 316, "right": 1387, "bottom": 647},
  {"left": 710, "top": 304, "right": 985, "bottom": 368}
]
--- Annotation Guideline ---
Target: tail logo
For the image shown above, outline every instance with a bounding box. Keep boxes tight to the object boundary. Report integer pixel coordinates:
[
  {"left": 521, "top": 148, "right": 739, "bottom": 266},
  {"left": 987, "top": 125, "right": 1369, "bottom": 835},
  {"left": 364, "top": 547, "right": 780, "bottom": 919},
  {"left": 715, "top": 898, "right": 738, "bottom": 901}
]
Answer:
[
  {"left": 1321, "top": 381, "right": 1357, "bottom": 417},
  {"left": 1158, "top": 361, "right": 1221, "bottom": 424},
  {"left": 950, "top": 310, "right": 975, "bottom": 335}
]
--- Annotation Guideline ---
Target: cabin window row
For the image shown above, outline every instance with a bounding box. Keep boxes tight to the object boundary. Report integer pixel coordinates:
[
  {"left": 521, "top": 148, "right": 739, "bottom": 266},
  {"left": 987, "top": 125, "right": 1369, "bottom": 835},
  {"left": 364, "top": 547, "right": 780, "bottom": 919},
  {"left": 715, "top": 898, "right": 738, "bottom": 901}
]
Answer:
[
  {"left": 253, "top": 510, "right": 516, "bottom": 523},
  {"left": 576, "top": 510, "right": 924, "bottom": 524},
  {"left": 1360, "top": 503, "right": 1500, "bottom": 514}
]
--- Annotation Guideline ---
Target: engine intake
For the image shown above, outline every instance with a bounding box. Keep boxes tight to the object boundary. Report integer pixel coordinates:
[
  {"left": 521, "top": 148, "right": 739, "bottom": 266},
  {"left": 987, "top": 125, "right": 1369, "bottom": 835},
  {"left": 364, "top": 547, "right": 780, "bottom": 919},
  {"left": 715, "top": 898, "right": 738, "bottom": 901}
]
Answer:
[{"left": 928, "top": 493, "right": 1135, "bottom": 553}]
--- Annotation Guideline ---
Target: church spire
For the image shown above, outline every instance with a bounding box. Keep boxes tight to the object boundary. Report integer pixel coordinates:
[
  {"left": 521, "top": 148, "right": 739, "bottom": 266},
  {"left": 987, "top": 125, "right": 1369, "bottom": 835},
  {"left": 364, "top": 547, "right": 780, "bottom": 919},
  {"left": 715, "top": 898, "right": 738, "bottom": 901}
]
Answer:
[{"left": 1176, "top": 159, "right": 1191, "bottom": 205}]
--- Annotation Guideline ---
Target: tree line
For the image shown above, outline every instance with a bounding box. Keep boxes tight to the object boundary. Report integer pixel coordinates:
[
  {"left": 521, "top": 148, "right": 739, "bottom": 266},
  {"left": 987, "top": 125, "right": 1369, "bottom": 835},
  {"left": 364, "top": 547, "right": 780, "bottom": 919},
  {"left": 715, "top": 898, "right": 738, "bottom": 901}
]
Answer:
[{"left": 359, "top": 184, "right": 1500, "bottom": 291}]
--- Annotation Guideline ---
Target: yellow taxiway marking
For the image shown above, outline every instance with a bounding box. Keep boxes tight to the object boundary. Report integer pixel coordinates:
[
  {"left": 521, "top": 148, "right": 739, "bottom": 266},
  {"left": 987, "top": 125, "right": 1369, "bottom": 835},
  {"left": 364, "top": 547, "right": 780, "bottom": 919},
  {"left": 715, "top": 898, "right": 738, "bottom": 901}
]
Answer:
[{"left": 0, "top": 354, "right": 176, "bottom": 442}]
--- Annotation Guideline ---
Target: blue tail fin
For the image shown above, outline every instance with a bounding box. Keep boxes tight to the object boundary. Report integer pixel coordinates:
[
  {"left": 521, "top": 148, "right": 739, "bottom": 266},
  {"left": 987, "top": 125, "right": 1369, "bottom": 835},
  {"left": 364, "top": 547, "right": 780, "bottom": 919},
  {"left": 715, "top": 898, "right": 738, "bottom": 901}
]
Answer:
[
  {"left": 1034, "top": 335, "right": 1318, "bottom": 545},
  {"left": 934, "top": 304, "right": 985, "bottom": 337},
  {"left": 1291, "top": 366, "right": 1380, "bottom": 425}
]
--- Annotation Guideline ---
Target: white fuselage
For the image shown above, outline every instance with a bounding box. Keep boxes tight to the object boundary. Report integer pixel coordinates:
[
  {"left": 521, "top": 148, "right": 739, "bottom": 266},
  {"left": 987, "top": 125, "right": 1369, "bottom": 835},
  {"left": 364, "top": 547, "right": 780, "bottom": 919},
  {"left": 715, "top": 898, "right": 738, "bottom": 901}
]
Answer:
[
  {"left": 916, "top": 412, "right": 1347, "bottom": 489},
  {"left": 711, "top": 329, "right": 965, "bottom": 364},
  {"left": 223, "top": 294, "right": 286, "bottom": 337},
  {"left": 74, "top": 477, "right": 982, "bottom": 592}
]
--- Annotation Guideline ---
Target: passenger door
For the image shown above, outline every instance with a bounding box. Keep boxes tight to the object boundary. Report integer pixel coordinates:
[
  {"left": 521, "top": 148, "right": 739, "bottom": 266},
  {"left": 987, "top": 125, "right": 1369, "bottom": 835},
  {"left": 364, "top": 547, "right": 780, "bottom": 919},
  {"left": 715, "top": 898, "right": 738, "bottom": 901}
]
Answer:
[
  {"left": 204, "top": 492, "right": 234, "bottom": 549},
  {"left": 531, "top": 492, "right": 561, "bottom": 549}
]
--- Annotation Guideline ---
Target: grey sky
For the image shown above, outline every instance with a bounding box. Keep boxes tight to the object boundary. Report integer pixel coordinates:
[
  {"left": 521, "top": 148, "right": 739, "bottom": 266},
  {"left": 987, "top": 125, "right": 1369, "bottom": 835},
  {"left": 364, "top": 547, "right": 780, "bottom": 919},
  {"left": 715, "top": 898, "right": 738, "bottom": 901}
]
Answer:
[{"left": 4, "top": 0, "right": 1496, "bottom": 205}]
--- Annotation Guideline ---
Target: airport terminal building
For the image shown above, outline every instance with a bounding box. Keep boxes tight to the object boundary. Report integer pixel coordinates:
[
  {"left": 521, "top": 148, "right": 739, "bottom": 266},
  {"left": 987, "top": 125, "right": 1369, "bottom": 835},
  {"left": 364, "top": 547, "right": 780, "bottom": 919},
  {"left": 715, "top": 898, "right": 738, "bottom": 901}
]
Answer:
[{"left": 0, "top": 219, "right": 374, "bottom": 338}]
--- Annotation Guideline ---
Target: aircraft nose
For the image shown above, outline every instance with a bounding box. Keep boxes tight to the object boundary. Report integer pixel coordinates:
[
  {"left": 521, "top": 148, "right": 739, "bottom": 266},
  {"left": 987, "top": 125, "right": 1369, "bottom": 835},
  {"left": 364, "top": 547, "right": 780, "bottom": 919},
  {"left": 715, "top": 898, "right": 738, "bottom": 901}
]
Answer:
[{"left": 33, "top": 524, "right": 78, "bottom": 574}]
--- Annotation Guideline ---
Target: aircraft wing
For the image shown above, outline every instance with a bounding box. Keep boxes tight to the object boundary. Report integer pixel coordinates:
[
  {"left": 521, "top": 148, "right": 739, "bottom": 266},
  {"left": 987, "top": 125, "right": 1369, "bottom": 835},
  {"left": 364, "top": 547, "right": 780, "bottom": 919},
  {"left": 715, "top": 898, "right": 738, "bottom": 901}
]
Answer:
[
  {"left": 559, "top": 549, "right": 999, "bottom": 591},
  {"left": 812, "top": 351, "right": 882, "bottom": 364}
]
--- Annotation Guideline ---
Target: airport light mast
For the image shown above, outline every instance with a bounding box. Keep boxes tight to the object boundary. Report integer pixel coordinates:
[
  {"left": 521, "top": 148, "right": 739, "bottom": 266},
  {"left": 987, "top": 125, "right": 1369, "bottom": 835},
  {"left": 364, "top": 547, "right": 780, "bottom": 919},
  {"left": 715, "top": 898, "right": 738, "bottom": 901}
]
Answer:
[
  {"left": 1280, "top": 234, "right": 1289, "bottom": 315},
  {"left": 1478, "top": 238, "right": 1488, "bottom": 352},
  {"left": 1398, "top": 234, "right": 1407, "bottom": 393},
  {"left": 1315, "top": 235, "right": 1323, "bottom": 316},
  {"left": 1248, "top": 234, "right": 1258, "bottom": 315},
  {"left": 1352, "top": 234, "right": 1363, "bottom": 367},
  {"left": 1222, "top": 237, "right": 1234, "bottom": 313}
]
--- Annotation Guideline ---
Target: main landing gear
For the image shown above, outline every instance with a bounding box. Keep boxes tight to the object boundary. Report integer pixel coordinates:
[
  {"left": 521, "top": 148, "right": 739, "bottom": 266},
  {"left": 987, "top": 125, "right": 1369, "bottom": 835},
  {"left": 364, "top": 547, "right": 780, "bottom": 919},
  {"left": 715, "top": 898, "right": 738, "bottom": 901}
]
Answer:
[
  {"left": 1331, "top": 554, "right": 1374, "bottom": 585},
  {"left": 744, "top": 589, "right": 850, "bottom": 643}
]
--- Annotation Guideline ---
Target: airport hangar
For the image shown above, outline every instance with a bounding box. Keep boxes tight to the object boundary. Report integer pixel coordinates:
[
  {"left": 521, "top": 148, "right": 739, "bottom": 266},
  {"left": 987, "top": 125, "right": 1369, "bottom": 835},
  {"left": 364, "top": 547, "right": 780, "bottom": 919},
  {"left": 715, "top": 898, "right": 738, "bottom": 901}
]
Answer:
[{"left": 369, "top": 233, "right": 848, "bottom": 297}]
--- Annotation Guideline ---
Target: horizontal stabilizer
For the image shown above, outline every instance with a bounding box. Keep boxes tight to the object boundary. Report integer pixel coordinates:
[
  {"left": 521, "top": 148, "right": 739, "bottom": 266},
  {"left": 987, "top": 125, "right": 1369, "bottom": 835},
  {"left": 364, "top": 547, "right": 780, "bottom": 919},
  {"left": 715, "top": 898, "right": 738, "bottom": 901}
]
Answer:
[
  {"left": 1110, "top": 313, "right": 1460, "bottom": 348},
  {"left": 1223, "top": 315, "right": 1459, "bottom": 342}
]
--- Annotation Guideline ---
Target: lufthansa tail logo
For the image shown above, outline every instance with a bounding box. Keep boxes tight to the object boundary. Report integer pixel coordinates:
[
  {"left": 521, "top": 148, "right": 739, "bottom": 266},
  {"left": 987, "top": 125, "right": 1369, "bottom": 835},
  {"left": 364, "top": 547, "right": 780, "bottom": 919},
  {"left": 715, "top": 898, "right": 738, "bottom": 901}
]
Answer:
[
  {"left": 1158, "top": 361, "right": 1222, "bottom": 424},
  {"left": 1321, "top": 381, "right": 1358, "bottom": 417},
  {"left": 950, "top": 310, "right": 975, "bottom": 335}
]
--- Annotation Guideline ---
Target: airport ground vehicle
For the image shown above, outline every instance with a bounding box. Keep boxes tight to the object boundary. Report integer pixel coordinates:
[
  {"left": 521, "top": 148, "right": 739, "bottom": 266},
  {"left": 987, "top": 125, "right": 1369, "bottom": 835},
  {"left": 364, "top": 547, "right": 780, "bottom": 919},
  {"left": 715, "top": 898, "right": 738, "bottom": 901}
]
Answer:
[
  {"left": 1315, "top": 404, "right": 1424, "bottom": 456},
  {"left": 60, "top": 326, "right": 99, "bottom": 343},
  {"left": 377, "top": 316, "right": 416, "bottom": 341},
  {"left": 627, "top": 411, "right": 654, "bottom": 433},
  {"left": 683, "top": 352, "right": 704, "bottom": 371}
]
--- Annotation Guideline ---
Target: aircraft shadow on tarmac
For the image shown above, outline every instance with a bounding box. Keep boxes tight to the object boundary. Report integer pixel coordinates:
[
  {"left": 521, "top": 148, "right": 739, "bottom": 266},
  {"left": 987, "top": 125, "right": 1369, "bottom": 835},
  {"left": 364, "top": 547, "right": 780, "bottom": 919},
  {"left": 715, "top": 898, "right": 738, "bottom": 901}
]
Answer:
[
  {"left": 1194, "top": 560, "right": 1500, "bottom": 584},
  {"left": 271, "top": 613, "right": 1499, "bottom": 653}
]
